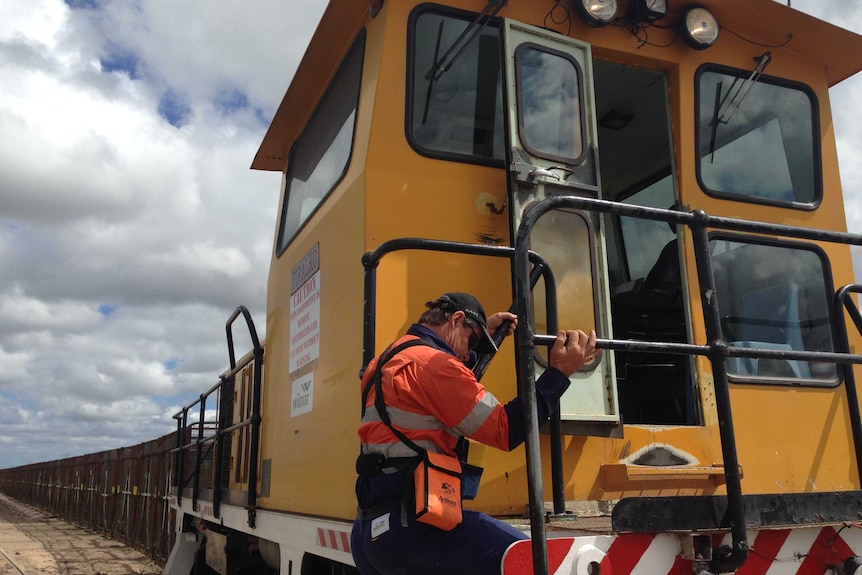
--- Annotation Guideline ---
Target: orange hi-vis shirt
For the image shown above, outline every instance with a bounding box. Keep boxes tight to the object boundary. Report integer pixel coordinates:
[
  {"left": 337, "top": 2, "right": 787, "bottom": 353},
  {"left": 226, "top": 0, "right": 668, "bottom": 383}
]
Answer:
[{"left": 360, "top": 334, "right": 511, "bottom": 459}]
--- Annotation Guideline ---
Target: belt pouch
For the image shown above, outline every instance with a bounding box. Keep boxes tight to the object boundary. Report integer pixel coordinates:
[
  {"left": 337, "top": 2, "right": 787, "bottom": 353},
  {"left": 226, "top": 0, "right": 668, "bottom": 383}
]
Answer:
[{"left": 413, "top": 452, "right": 463, "bottom": 531}]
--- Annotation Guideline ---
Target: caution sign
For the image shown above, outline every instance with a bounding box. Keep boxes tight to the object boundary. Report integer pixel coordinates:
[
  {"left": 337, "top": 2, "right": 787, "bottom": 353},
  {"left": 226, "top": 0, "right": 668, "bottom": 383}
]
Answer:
[{"left": 289, "top": 244, "right": 320, "bottom": 373}]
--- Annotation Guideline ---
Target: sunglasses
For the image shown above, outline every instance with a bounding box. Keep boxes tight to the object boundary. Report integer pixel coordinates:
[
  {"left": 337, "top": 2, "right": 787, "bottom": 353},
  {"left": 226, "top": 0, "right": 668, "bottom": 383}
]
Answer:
[{"left": 463, "top": 318, "right": 482, "bottom": 350}]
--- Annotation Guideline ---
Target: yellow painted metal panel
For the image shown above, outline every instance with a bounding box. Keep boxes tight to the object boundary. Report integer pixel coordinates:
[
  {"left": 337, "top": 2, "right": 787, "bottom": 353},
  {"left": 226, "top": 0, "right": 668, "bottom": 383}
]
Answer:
[{"left": 247, "top": 0, "right": 862, "bottom": 525}]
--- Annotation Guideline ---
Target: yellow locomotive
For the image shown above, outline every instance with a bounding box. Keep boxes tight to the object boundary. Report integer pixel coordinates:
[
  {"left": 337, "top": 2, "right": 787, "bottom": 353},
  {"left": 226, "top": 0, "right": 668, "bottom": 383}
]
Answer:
[{"left": 165, "top": 1, "right": 862, "bottom": 574}]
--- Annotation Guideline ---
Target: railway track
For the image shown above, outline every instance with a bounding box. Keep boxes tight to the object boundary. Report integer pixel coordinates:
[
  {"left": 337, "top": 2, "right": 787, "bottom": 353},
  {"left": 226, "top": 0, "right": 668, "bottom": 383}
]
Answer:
[
  {"left": 0, "top": 433, "right": 175, "bottom": 568},
  {"left": 0, "top": 493, "right": 161, "bottom": 575},
  {"left": 0, "top": 544, "right": 29, "bottom": 575}
]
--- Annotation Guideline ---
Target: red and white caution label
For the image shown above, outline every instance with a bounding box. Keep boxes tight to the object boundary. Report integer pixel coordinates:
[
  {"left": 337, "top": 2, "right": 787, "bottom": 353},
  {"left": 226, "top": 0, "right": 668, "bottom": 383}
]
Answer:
[
  {"left": 317, "top": 527, "right": 352, "bottom": 554},
  {"left": 502, "top": 526, "right": 862, "bottom": 575}
]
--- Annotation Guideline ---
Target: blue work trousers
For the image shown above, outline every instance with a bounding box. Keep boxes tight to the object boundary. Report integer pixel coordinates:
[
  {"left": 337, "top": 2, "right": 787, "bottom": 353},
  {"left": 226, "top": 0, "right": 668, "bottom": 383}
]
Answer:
[{"left": 351, "top": 499, "right": 527, "bottom": 575}]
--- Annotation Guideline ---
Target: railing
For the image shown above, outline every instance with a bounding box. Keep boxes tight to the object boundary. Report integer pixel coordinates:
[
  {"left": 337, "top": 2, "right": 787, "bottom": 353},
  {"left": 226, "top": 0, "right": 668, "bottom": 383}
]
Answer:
[
  {"left": 171, "top": 305, "right": 264, "bottom": 527},
  {"left": 362, "top": 196, "right": 862, "bottom": 575},
  {"left": 362, "top": 239, "right": 578, "bottom": 516},
  {"left": 835, "top": 285, "right": 862, "bottom": 480},
  {"left": 515, "top": 196, "right": 862, "bottom": 574}
]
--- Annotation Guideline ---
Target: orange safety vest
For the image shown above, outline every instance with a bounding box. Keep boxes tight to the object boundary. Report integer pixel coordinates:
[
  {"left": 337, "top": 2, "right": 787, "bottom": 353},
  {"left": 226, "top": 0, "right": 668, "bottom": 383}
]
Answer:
[{"left": 359, "top": 335, "right": 511, "bottom": 459}]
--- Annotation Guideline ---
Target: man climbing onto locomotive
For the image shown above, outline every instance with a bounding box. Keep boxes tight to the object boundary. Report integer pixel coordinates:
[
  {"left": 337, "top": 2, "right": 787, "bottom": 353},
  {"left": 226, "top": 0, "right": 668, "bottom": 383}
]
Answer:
[{"left": 351, "top": 292, "right": 600, "bottom": 575}]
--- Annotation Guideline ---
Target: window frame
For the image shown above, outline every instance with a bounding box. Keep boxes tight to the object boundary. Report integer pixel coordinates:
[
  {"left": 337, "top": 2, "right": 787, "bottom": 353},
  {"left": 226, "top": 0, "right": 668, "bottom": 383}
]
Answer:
[
  {"left": 276, "top": 30, "right": 366, "bottom": 257},
  {"left": 405, "top": 4, "right": 506, "bottom": 169},
  {"left": 709, "top": 232, "right": 840, "bottom": 388},
  {"left": 694, "top": 64, "right": 822, "bottom": 211},
  {"left": 514, "top": 42, "right": 588, "bottom": 167},
  {"left": 529, "top": 207, "right": 604, "bottom": 373}
]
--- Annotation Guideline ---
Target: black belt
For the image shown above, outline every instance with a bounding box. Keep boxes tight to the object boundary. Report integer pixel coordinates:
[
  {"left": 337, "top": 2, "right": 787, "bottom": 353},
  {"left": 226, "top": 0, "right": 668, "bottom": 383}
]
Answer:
[
  {"left": 379, "top": 457, "right": 416, "bottom": 474},
  {"left": 356, "top": 454, "right": 418, "bottom": 476}
]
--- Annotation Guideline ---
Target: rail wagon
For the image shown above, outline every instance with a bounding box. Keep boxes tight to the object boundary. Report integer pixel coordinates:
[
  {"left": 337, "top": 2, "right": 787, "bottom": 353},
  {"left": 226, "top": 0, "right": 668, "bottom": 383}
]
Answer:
[
  {"left": 0, "top": 434, "right": 176, "bottom": 565},
  {"left": 163, "top": 1, "right": 862, "bottom": 574}
]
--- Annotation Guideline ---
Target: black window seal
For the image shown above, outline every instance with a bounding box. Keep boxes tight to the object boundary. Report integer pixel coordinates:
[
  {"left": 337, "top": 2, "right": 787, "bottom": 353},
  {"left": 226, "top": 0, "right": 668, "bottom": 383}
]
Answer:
[{"left": 694, "top": 63, "right": 822, "bottom": 211}]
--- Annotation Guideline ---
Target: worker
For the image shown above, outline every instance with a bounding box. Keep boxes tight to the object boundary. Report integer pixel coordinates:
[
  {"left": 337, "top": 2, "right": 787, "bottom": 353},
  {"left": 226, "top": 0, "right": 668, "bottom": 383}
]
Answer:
[{"left": 351, "top": 292, "right": 600, "bottom": 575}]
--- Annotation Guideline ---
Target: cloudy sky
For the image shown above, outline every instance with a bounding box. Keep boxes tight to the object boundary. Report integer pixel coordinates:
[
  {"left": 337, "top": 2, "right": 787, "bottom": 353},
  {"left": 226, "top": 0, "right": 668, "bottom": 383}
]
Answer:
[{"left": 1, "top": 1, "right": 861, "bottom": 469}]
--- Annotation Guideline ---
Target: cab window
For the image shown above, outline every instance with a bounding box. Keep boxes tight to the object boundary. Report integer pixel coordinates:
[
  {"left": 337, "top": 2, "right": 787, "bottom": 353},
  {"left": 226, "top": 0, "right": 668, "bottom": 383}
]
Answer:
[
  {"left": 407, "top": 7, "right": 504, "bottom": 165},
  {"left": 515, "top": 44, "right": 586, "bottom": 165},
  {"left": 277, "top": 32, "right": 365, "bottom": 254},
  {"left": 710, "top": 236, "right": 838, "bottom": 385},
  {"left": 532, "top": 208, "right": 597, "bottom": 358},
  {"left": 696, "top": 66, "right": 820, "bottom": 208}
]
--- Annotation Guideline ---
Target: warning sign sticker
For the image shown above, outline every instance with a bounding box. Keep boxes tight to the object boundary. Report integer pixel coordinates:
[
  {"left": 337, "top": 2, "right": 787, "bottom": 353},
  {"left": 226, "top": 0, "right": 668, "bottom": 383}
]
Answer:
[{"left": 289, "top": 245, "right": 321, "bottom": 373}]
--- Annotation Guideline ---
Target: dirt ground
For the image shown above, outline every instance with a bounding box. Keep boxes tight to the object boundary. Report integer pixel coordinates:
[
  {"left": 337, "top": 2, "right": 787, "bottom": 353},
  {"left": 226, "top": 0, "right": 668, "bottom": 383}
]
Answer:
[{"left": 0, "top": 493, "right": 162, "bottom": 575}]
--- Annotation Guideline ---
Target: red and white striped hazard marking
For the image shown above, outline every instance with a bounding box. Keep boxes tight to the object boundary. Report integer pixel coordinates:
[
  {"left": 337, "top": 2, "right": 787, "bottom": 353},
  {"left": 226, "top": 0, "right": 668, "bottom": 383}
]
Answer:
[
  {"left": 502, "top": 526, "right": 862, "bottom": 575},
  {"left": 317, "top": 527, "right": 352, "bottom": 554}
]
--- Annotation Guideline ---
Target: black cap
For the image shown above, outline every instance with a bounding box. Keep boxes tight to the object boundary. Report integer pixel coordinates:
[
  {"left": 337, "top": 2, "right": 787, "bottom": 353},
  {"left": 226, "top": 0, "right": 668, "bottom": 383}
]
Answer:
[{"left": 426, "top": 292, "right": 498, "bottom": 354}]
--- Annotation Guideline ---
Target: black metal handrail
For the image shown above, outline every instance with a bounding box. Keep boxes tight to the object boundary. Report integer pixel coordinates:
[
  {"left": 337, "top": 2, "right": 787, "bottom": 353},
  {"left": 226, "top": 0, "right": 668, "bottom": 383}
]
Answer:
[
  {"left": 514, "top": 196, "right": 862, "bottom": 575},
  {"left": 360, "top": 212, "right": 862, "bottom": 575},
  {"left": 834, "top": 285, "right": 862, "bottom": 482},
  {"left": 171, "top": 305, "right": 263, "bottom": 527},
  {"left": 361, "top": 238, "right": 574, "bottom": 512},
  {"left": 361, "top": 238, "right": 520, "bottom": 369},
  {"left": 356, "top": 195, "right": 862, "bottom": 575}
]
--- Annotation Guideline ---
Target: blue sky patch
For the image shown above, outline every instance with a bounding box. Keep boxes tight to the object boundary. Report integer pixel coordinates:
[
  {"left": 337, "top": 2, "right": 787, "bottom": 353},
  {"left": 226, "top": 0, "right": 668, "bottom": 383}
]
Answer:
[
  {"left": 254, "top": 107, "right": 270, "bottom": 126},
  {"left": 100, "top": 48, "right": 140, "bottom": 79},
  {"left": 64, "top": 0, "right": 100, "bottom": 9},
  {"left": 163, "top": 357, "right": 181, "bottom": 371},
  {"left": 158, "top": 90, "right": 191, "bottom": 128},
  {"left": 214, "top": 88, "right": 249, "bottom": 115},
  {"left": 98, "top": 304, "right": 116, "bottom": 316}
]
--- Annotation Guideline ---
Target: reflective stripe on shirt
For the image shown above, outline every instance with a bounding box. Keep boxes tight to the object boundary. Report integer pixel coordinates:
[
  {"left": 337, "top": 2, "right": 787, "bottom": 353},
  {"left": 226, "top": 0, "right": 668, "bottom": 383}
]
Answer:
[{"left": 452, "top": 391, "right": 500, "bottom": 437}]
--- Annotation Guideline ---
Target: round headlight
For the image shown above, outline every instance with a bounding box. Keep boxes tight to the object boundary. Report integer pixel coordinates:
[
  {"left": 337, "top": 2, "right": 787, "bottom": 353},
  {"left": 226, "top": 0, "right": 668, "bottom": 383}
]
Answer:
[
  {"left": 681, "top": 7, "right": 720, "bottom": 50},
  {"left": 573, "top": 0, "right": 618, "bottom": 27}
]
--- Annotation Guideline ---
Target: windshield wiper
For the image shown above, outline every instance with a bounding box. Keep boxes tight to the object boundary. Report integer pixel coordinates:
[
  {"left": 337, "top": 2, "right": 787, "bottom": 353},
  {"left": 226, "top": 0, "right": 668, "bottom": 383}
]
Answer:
[
  {"left": 708, "top": 52, "right": 772, "bottom": 161},
  {"left": 425, "top": 0, "right": 507, "bottom": 82},
  {"left": 421, "top": 19, "right": 445, "bottom": 124},
  {"left": 716, "top": 52, "right": 771, "bottom": 125},
  {"left": 421, "top": 0, "right": 506, "bottom": 125}
]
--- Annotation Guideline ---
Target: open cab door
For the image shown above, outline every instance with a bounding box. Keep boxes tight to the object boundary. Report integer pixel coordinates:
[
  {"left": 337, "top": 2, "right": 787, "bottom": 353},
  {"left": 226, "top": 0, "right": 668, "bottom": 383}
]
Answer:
[{"left": 502, "top": 20, "right": 619, "bottom": 434}]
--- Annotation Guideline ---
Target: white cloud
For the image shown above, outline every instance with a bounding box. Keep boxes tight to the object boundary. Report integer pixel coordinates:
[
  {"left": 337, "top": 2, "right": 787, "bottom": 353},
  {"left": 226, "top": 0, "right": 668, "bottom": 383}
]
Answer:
[
  {"left": 0, "top": 0, "right": 326, "bottom": 467},
  {"left": 0, "top": 0, "right": 68, "bottom": 49},
  {"left": 0, "top": 285, "right": 102, "bottom": 331},
  {"left": 0, "top": 347, "right": 31, "bottom": 384},
  {"left": 0, "top": 0, "right": 859, "bottom": 470}
]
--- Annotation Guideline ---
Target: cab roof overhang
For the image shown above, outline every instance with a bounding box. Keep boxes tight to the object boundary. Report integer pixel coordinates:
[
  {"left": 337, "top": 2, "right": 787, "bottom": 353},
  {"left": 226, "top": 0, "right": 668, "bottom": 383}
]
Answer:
[
  {"left": 700, "top": 0, "right": 862, "bottom": 87},
  {"left": 252, "top": 0, "right": 367, "bottom": 172},
  {"left": 251, "top": 0, "right": 862, "bottom": 173}
]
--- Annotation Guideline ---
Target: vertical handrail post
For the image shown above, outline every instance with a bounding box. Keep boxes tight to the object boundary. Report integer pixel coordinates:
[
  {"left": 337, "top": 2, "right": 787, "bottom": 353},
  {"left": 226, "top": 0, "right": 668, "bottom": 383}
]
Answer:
[
  {"left": 225, "top": 306, "right": 263, "bottom": 528},
  {"left": 361, "top": 253, "right": 379, "bottom": 372},
  {"left": 192, "top": 395, "right": 206, "bottom": 512},
  {"left": 212, "top": 379, "right": 226, "bottom": 519},
  {"left": 173, "top": 409, "right": 185, "bottom": 505},
  {"left": 514, "top": 202, "right": 551, "bottom": 575},
  {"left": 689, "top": 210, "right": 749, "bottom": 572},
  {"left": 246, "top": 343, "right": 264, "bottom": 528},
  {"left": 835, "top": 285, "right": 862, "bottom": 482},
  {"left": 541, "top": 265, "right": 565, "bottom": 515}
]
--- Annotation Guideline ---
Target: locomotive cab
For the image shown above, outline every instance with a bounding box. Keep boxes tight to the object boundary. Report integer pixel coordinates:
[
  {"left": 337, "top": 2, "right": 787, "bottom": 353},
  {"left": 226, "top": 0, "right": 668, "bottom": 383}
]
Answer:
[{"left": 170, "top": 1, "right": 862, "bottom": 574}]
